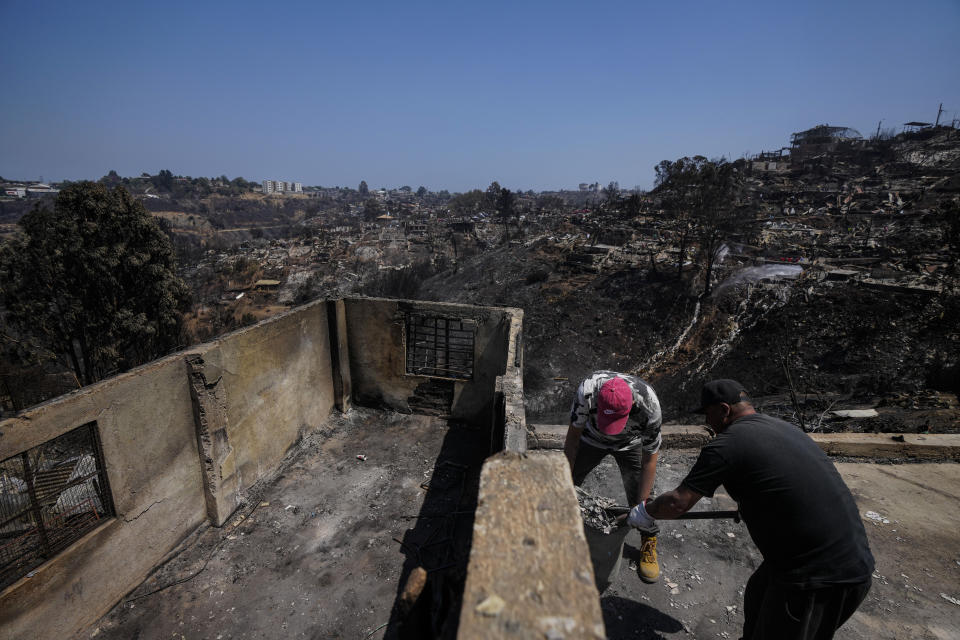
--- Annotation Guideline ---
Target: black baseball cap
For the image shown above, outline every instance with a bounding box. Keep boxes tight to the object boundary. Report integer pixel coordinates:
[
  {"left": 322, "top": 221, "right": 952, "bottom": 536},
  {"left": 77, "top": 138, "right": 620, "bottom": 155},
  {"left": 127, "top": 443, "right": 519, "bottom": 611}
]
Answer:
[{"left": 695, "top": 379, "right": 750, "bottom": 413}]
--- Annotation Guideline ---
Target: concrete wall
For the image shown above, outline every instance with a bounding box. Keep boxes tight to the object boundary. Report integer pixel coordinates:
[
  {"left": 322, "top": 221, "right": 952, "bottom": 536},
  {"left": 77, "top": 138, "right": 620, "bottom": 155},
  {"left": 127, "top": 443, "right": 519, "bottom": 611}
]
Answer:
[
  {"left": 0, "top": 300, "right": 337, "bottom": 639},
  {"left": 343, "top": 298, "right": 521, "bottom": 427},
  {"left": 0, "top": 353, "right": 208, "bottom": 639},
  {"left": 200, "top": 300, "right": 335, "bottom": 494}
]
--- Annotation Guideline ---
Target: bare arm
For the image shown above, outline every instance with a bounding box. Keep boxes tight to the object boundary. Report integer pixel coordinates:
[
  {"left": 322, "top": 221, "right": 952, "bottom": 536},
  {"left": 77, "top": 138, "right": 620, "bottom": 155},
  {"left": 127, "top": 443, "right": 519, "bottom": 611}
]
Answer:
[
  {"left": 646, "top": 484, "right": 703, "bottom": 520},
  {"left": 564, "top": 423, "right": 583, "bottom": 469},
  {"left": 635, "top": 451, "right": 658, "bottom": 506}
]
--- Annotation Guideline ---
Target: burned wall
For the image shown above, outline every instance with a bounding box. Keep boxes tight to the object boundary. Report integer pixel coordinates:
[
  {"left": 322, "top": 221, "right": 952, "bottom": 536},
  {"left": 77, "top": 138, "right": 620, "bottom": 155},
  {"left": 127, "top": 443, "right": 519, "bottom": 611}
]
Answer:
[
  {"left": 0, "top": 301, "right": 338, "bottom": 639},
  {"left": 461, "top": 314, "right": 605, "bottom": 638},
  {"left": 196, "top": 300, "right": 336, "bottom": 499},
  {"left": 0, "top": 353, "right": 208, "bottom": 639},
  {"left": 342, "top": 297, "right": 520, "bottom": 427}
]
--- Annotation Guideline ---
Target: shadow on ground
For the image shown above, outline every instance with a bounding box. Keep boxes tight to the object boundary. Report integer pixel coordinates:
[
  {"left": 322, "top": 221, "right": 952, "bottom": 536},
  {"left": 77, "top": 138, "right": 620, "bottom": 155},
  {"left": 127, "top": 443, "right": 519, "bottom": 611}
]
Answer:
[
  {"left": 385, "top": 420, "right": 490, "bottom": 640},
  {"left": 601, "top": 594, "right": 685, "bottom": 639}
]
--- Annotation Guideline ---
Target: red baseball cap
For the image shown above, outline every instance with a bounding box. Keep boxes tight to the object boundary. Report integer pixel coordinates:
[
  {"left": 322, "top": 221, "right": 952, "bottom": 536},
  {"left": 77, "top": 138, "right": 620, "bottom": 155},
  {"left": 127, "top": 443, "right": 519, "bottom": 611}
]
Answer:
[{"left": 596, "top": 377, "right": 632, "bottom": 435}]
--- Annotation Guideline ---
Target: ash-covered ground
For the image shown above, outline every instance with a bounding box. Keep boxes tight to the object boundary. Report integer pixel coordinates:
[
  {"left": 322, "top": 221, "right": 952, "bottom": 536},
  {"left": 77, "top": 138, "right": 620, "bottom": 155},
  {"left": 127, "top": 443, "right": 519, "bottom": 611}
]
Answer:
[
  {"left": 576, "top": 449, "right": 960, "bottom": 640},
  {"left": 82, "top": 409, "right": 487, "bottom": 640}
]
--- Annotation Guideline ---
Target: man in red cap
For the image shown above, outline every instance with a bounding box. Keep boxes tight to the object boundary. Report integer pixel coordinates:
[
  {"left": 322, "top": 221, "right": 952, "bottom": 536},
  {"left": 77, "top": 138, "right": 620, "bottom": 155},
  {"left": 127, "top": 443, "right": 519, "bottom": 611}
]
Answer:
[{"left": 564, "top": 371, "right": 663, "bottom": 582}]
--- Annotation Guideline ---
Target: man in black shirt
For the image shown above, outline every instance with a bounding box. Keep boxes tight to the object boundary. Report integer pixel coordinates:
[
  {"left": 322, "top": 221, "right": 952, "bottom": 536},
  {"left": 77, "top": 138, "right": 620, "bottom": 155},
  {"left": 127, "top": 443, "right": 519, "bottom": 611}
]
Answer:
[{"left": 626, "top": 379, "right": 874, "bottom": 640}]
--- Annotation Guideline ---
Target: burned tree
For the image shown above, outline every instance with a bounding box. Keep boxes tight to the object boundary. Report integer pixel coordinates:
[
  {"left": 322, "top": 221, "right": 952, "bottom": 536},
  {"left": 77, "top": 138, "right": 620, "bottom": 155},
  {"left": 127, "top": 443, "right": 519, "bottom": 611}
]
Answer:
[
  {"left": 496, "top": 187, "right": 519, "bottom": 239},
  {"left": 654, "top": 156, "right": 704, "bottom": 280},
  {"left": 654, "top": 156, "right": 746, "bottom": 295},
  {"left": 603, "top": 181, "right": 620, "bottom": 209},
  {"left": 691, "top": 161, "right": 747, "bottom": 296}
]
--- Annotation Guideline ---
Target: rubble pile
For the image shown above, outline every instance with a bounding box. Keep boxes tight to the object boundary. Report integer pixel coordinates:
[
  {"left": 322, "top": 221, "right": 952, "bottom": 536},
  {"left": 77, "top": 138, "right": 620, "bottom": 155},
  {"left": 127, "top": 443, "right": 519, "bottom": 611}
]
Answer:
[{"left": 576, "top": 487, "right": 622, "bottom": 534}]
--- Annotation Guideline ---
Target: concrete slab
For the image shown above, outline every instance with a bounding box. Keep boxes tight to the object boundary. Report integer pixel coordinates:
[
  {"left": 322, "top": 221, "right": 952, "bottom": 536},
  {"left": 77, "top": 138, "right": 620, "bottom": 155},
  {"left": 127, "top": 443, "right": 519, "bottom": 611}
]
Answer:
[
  {"left": 527, "top": 424, "right": 713, "bottom": 451},
  {"left": 528, "top": 424, "right": 960, "bottom": 461},
  {"left": 840, "top": 462, "right": 960, "bottom": 640},
  {"left": 831, "top": 409, "right": 879, "bottom": 418},
  {"left": 811, "top": 432, "right": 960, "bottom": 461},
  {"left": 459, "top": 452, "right": 605, "bottom": 639}
]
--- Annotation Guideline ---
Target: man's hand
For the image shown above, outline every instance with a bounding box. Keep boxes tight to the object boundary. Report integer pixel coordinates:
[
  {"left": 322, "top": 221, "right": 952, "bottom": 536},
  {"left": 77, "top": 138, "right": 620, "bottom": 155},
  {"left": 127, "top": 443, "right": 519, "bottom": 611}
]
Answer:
[
  {"left": 646, "top": 485, "right": 704, "bottom": 520},
  {"left": 627, "top": 500, "right": 656, "bottom": 530}
]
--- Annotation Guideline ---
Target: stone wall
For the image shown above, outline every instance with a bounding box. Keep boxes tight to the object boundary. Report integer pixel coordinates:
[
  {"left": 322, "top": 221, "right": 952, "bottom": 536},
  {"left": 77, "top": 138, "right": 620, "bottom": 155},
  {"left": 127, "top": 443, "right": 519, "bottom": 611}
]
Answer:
[{"left": 0, "top": 296, "right": 605, "bottom": 640}]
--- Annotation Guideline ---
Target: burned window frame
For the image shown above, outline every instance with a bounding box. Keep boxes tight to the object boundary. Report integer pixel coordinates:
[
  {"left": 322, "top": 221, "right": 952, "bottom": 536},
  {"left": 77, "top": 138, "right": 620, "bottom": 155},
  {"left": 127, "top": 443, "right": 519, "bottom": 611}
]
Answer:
[
  {"left": 0, "top": 421, "right": 115, "bottom": 590},
  {"left": 404, "top": 313, "right": 476, "bottom": 381}
]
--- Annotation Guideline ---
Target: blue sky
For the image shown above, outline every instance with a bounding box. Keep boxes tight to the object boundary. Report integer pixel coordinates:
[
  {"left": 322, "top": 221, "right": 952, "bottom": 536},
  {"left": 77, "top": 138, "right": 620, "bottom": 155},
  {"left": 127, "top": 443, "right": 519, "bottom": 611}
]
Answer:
[{"left": 2, "top": 0, "right": 958, "bottom": 192}]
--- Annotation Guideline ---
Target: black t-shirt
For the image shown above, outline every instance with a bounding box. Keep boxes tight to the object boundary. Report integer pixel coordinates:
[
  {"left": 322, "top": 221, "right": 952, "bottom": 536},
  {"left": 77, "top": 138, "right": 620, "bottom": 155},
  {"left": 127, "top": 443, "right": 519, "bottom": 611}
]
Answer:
[{"left": 681, "top": 413, "right": 874, "bottom": 588}]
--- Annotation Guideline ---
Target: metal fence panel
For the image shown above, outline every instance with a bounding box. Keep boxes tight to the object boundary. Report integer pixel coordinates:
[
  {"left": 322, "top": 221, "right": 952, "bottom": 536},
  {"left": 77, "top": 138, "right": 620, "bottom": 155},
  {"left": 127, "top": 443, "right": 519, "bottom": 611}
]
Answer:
[
  {"left": 405, "top": 314, "right": 476, "bottom": 380},
  {"left": 0, "top": 422, "right": 114, "bottom": 590}
]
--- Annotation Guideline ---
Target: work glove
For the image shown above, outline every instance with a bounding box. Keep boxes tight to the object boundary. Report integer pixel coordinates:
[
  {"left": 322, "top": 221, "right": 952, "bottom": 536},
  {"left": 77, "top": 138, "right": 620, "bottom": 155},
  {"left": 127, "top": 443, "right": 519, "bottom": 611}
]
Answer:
[{"left": 627, "top": 501, "right": 656, "bottom": 530}]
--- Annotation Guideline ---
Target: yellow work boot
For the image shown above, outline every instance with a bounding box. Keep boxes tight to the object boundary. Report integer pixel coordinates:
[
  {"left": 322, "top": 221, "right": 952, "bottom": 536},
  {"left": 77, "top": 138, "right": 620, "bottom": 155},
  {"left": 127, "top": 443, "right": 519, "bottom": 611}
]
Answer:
[{"left": 638, "top": 534, "right": 660, "bottom": 583}]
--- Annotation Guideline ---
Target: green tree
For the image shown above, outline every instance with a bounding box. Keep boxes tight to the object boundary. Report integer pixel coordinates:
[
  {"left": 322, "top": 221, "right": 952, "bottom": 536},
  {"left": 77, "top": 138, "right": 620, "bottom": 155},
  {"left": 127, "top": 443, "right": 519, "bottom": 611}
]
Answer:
[
  {"left": 0, "top": 182, "right": 191, "bottom": 385},
  {"left": 416, "top": 186, "right": 427, "bottom": 198},
  {"left": 101, "top": 170, "right": 122, "bottom": 187}
]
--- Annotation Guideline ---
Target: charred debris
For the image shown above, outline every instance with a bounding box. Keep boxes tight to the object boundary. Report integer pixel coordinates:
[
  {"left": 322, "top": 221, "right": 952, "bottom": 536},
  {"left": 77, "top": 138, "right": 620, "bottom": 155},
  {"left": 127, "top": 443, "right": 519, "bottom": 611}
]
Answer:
[{"left": 2, "top": 125, "right": 958, "bottom": 432}]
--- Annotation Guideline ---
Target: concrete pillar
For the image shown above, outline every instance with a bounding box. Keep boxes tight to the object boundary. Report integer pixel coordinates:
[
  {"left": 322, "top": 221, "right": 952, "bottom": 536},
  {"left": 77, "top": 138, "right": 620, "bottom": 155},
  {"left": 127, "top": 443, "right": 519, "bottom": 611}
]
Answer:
[
  {"left": 327, "top": 299, "right": 352, "bottom": 412},
  {"left": 186, "top": 355, "right": 240, "bottom": 526},
  {"left": 459, "top": 452, "right": 605, "bottom": 639}
]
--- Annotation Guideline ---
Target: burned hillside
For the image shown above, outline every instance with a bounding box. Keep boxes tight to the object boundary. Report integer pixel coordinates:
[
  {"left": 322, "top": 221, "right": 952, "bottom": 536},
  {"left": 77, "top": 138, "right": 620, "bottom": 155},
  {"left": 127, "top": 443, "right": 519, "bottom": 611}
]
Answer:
[
  {"left": 2, "top": 126, "right": 958, "bottom": 430},
  {"left": 415, "top": 126, "right": 960, "bottom": 433}
]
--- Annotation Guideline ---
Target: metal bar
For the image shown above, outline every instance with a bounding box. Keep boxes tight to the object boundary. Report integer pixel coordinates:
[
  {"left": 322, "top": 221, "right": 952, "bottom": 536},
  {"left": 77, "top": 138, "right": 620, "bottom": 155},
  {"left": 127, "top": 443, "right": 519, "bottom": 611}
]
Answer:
[
  {"left": 443, "top": 318, "right": 450, "bottom": 374},
  {"left": 677, "top": 510, "right": 740, "bottom": 521},
  {"left": 433, "top": 318, "right": 440, "bottom": 372},
  {"left": 608, "top": 505, "right": 741, "bottom": 522},
  {"left": 90, "top": 422, "right": 115, "bottom": 517},
  {"left": 20, "top": 452, "right": 51, "bottom": 557}
]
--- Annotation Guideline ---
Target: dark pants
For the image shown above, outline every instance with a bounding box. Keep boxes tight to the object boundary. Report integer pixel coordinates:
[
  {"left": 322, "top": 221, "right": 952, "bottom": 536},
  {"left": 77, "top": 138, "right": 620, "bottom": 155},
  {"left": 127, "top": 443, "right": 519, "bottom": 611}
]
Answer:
[
  {"left": 572, "top": 440, "right": 659, "bottom": 535},
  {"left": 742, "top": 562, "right": 871, "bottom": 640}
]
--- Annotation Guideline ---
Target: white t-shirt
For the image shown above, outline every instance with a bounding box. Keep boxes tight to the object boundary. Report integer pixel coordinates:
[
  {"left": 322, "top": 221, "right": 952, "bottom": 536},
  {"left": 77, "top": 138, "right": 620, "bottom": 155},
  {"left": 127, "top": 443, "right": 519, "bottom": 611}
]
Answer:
[{"left": 570, "top": 370, "right": 662, "bottom": 453}]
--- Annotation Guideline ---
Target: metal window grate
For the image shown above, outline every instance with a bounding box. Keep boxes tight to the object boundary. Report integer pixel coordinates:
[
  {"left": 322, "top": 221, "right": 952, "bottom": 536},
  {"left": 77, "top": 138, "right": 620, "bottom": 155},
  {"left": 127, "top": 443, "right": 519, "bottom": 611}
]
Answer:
[
  {"left": 0, "top": 422, "right": 114, "bottom": 590},
  {"left": 405, "top": 314, "right": 476, "bottom": 380}
]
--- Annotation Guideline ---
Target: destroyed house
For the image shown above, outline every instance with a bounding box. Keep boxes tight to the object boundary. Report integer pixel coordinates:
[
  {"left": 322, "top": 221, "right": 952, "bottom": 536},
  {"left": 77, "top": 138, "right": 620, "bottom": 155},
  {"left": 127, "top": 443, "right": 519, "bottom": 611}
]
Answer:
[
  {"left": 448, "top": 220, "right": 474, "bottom": 233},
  {"left": 790, "top": 124, "right": 862, "bottom": 158},
  {"left": 252, "top": 279, "right": 281, "bottom": 291},
  {"left": 0, "top": 298, "right": 607, "bottom": 639}
]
